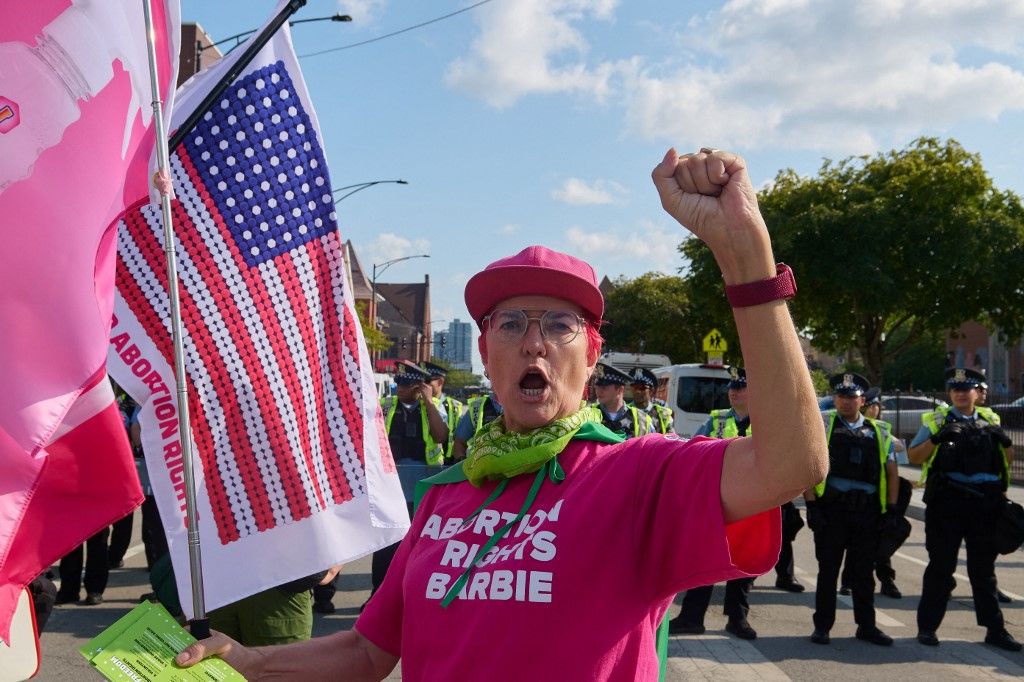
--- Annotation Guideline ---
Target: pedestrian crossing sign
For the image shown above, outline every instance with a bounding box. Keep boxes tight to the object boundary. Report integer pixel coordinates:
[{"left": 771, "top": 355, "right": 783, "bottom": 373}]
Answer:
[{"left": 702, "top": 329, "right": 728, "bottom": 353}]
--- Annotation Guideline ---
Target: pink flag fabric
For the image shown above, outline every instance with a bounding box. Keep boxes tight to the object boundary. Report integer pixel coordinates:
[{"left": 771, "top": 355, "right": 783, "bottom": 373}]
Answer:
[
  {"left": 0, "top": 0, "right": 180, "bottom": 641},
  {"left": 108, "top": 3, "right": 408, "bottom": 618}
]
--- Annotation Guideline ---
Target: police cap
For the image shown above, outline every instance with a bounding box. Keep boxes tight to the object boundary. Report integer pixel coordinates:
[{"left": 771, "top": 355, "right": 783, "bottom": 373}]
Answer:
[
  {"left": 420, "top": 361, "right": 448, "bottom": 379},
  {"left": 727, "top": 366, "right": 747, "bottom": 390},
  {"left": 394, "top": 361, "right": 431, "bottom": 385},
  {"left": 945, "top": 367, "right": 985, "bottom": 390},
  {"left": 863, "top": 387, "right": 882, "bottom": 407},
  {"left": 830, "top": 372, "right": 869, "bottom": 396},
  {"left": 593, "top": 362, "right": 631, "bottom": 387},
  {"left": 628, "top": 367, "right": 657, "bottom": 389}
]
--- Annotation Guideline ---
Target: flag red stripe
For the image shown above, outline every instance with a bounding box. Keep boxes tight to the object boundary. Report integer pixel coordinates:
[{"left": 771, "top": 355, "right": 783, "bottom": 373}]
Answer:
[
  {"left": 177, "top": 150, "right": 315, "bottom": 522},
  {"left": 120, "top": 208, "right": 246, "bottom": 541},
  {"left": 122, "top": 203, "right": 262, "bottom": 540},
  {"left": 270, "top": 253, "right": 331, "bottom": 508},
  {"left": 301, "top": 240, "right": 357, "bottom": 500},
  {"left": 340, "top": 303, "right": 367, "bottom": 470},
  {"left": 160, "top": 196, "right": 287, "bottom": 534}
]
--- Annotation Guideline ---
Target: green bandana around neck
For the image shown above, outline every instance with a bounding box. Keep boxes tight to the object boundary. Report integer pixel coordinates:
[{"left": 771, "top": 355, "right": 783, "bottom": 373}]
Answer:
[{"left": 461, "top": 403, "right": 599, "bottom": 486}]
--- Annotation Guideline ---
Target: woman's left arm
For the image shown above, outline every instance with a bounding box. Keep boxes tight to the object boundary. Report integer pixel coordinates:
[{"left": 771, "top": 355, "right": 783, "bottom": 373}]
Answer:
[{"left": 652, "top": 149, "right": 828, "bottom": 522}]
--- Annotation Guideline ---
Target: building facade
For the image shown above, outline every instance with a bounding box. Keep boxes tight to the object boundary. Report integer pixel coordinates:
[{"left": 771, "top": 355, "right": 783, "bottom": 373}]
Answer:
[
  {"left": 432, "top": 319, "right": 472, "bottom": 371},
  {"left": 948, "top": 321, "right": 1023, "bottom": 400}
]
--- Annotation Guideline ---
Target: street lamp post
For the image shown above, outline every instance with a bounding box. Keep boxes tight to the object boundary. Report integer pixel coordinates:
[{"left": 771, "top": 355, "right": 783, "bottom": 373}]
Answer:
[
  {"left": 196, "top": 13, "right": 352, "bottom": 70},
  {"left": 332, "top": 179, "right": 408, "bottom": 203},
  {"left": 371, "top": 254, "right": 430, "bottom": 365}
]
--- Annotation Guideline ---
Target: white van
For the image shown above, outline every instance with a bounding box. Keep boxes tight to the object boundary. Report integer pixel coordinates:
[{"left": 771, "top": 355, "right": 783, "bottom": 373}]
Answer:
[
  {"left": 599, "top": 351, "right": 671, "bottom": 371},
  {"left": 652, "top": 363, "right": 733, "bottom": 438}
]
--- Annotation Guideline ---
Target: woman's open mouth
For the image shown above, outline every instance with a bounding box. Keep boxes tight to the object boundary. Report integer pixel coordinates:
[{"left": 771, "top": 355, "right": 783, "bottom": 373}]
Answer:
[{"left": 518, "top": 368, "right": 549, "bottom": 399}]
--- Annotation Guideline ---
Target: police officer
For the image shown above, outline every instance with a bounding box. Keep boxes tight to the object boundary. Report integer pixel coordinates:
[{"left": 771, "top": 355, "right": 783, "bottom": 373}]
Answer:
[
  {"left": 977, "top": 380, "right": 1017, "bottom": 605},
  {"left": 451, "top": 393, "right": 503, "bottom": 461},
  {"left": 590, "top": 362, "right": 653, "bottom": 438},
  {"left": 420, "top": 361, "right": 464, "bottom": 462},
  {"left": 628, "top": 367, "right": 674, "bottom": 434},
  {"left": 668, "top": 366, "right": 758, "bottom": 639},
  {"left": 370, "top": 362, "right": 450, "bottom": 599},
  {"left": 805, "top": 372, "right": 898, "bottom": 647},
  {"left": 840, "top": 388, "right": 911, "bottom": 599},
  {"left": 908, "top": 368, "right": 1020, "bottom": 651}
]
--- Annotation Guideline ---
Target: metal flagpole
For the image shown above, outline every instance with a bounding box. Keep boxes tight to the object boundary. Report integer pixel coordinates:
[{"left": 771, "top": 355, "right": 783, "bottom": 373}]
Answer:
[
  {"left": 167, "top": 0, "right": 307, "bottom": 150},
  {"left": 141, "top": 0, "right": 210, "bottom": 639}
]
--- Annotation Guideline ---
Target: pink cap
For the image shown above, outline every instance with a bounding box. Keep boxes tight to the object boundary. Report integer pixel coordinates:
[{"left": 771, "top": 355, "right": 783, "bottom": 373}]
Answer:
[{"left": 464, "top": 245, "right": 604, "bottom": 328}]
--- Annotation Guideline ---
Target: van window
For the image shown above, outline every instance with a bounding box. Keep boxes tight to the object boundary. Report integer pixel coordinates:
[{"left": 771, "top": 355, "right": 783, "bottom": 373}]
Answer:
[{"left": 676, "top": 376, "right": 732, "bottom": 413}]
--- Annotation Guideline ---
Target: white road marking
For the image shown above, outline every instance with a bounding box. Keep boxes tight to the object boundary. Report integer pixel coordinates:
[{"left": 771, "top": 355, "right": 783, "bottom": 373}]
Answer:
[
  {"left": 794, "top": 566, "right": 905, "bottom": 627},
  {"left": 893, "top": 550, "right": 1024, "bottom": 601}
]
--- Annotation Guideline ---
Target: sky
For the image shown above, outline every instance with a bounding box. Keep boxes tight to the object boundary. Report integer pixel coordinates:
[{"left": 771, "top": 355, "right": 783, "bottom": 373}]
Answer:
[{"left": 181, "top": 0, "right": 1024, "bottom": 373}]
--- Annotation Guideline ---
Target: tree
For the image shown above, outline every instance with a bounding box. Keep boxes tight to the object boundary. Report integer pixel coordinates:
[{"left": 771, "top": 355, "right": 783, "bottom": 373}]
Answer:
[
  {"left": 354, "top": 300, "right": 391, "bottom": 355},
  {"left": 427, "top": 357, "right": 483, "bottom": 392},
  {"left": 682, "top": 137, "right": 1024, "bottom": 384},
  {"left": 601, "top": 272, "right": 710, "bottom": 363}
]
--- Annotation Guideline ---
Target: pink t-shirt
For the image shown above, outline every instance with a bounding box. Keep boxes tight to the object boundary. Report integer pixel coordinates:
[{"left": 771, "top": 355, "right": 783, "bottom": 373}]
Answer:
[{"left": 356, "top": 435, "right": 780, "bottom": 681}]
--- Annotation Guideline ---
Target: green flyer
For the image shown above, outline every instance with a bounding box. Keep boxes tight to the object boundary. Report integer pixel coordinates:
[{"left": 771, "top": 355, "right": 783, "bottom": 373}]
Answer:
[{"left": 79, "top": 601, "right": 245, "bottom": 681}]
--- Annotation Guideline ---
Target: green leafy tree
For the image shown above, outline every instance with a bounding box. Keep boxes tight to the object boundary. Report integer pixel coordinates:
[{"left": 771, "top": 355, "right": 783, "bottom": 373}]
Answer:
[
  {"left": 601, "top": 272, "right": 710, "bottom": 363},
  {"left": 683, "top": 137, "right": 1024, "bottom": 384},
  {"left": 355, "top": 301, "right": 391, "bottom": 354},
  {"left": 881, "top": 327, "right": 946, "bottom": 391},
  {"left": 427, "top": 358, "right": 483, "bottom": 392}
]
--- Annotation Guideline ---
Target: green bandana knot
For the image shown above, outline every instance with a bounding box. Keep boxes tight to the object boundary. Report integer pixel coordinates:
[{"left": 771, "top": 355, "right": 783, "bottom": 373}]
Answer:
[{"left": 461, "top": 403, "right": 598, "bottom": 486}]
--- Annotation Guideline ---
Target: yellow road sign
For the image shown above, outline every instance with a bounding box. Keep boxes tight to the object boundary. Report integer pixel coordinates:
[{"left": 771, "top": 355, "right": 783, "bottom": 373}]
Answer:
[{"left": 702, "top": 329, "right": 728, "bottom": 353}]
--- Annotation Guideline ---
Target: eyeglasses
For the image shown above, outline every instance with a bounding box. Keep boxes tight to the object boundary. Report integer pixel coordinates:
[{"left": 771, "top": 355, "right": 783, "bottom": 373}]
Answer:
[{"left": 482, "top": 308, "right": 585, "bottom": 345}]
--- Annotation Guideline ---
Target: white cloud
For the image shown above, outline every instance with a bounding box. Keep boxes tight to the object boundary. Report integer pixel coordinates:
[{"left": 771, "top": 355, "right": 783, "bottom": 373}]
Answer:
[
  {"left": 551, "top": 177, "right": 625, "bottom": 205},
  {"left": 361, "top": 233, "right": 431, "bottom": 274},
  {"left": 338, "top": 0, "right": 387, "bottom": 24},
  {"left": 444, "top": 0, "right": 621, "bottom": 107},
  {"left": 620, "top": 0, "right": 1024, "bottom": 152},
  {"left": 564, "top": 220, "right": 683, "bottom": 271},
  {"left": 497, "top": 223, "right": 521, "bottom": 235}
]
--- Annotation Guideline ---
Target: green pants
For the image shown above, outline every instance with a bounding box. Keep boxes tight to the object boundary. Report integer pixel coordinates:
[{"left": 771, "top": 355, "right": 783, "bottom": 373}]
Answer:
[{"left": 209, "top": 588, "right": 312, "bottom": 646}]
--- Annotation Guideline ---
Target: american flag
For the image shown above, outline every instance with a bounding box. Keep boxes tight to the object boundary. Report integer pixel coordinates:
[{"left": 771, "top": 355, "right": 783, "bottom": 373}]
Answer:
[{"left": 115, "top": 59, "right": 367, "bottom": 545}]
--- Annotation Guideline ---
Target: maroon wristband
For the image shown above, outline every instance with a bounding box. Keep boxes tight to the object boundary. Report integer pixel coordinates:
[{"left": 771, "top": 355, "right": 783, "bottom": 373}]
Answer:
[{"left": 724, "top": 263, "right": 797, "bottom": 308}]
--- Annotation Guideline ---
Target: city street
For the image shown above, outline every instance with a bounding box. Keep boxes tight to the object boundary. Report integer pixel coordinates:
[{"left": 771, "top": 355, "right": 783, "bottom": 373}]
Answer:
[{"left": 36, "top": 489, "right": 1024, "bottom": 681}]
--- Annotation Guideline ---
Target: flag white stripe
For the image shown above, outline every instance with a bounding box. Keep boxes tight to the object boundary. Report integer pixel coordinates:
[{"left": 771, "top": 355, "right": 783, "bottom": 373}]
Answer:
[
  {"left": 168, "top": 159, "right": 299, "bottom": 524},
  {"left": 120, "top": 212, "right": 260, "bottom": 536},
  {"left": 291, "top": 246, "right": 343, "bottom": 505},
  {"left": 256, "top": 256, "right": 325, "bottom": 512},
  {"left": 326, "top": 235, "right": 366, "bottom": 490}
]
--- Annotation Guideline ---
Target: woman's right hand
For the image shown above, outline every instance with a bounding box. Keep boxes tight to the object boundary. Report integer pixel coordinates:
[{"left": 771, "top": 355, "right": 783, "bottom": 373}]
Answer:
[
  {"left": 651, "top": 147, "right": 775, "bottom": 286},
  {"left": 175, "top": 630, "right": 264, "bottom": 677}
]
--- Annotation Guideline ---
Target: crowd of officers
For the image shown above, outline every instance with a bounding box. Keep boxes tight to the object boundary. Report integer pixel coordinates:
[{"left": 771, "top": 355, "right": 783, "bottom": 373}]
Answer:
[{"left": 380, "top": 359, "right": 1023, "bottom": 653}]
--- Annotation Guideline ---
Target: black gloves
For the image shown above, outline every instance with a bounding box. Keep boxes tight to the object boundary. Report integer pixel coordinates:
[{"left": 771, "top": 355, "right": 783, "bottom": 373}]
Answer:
[
  {"left": 984, "top": 424, "right": 1014, "bottom": 448},
  {"left": 931, "top": 421, "right": 966, "bottom": 444},
  {"left": 806, "top": 500, "right": 826, "bottom": 533}
]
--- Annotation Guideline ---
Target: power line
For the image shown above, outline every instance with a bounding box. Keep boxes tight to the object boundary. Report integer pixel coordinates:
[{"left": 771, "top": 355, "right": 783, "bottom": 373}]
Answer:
[{"left": 299, "top": 0, "right": 498, "bottom": 59}]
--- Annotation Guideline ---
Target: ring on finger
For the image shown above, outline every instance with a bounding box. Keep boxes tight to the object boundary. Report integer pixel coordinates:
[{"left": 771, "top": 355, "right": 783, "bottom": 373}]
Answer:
[{"left": 699, "top": 147, "right": 719, "bottom": 154}]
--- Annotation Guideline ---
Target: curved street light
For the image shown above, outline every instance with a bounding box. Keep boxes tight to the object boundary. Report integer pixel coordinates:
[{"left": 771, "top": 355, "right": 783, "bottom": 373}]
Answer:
[
  {"left": 333, "top": 179, "right": 408, "bottom": 203},
  {"left": 197, "top": 14, "right": 353, "bottom": 68},
  {"left": 371, "top": 253, "right": 430, "bottom": 364}
]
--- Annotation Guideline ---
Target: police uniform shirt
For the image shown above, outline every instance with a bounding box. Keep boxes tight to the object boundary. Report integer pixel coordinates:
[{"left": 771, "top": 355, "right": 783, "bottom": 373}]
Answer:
[
  {"left": 909, "top": 407, "right": 1001, "bottom": 484},
  {"left": 695, "top": 409, "right": 749, "bottom": 437},
  {"left": 822, "top": 412, "right": 895, "bottom": 494},
  {"left": 389, "top": 401, "right": 428, "bottom": 461},
  {"left": 635, "top": 402, "right": 671, "bottom": 433},
  {"left": 454, "top": 397, "right": 503, "bottom": 442},
  {"left": 598, "top": 405, "right": 652, "bottom": 438}
]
